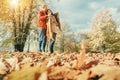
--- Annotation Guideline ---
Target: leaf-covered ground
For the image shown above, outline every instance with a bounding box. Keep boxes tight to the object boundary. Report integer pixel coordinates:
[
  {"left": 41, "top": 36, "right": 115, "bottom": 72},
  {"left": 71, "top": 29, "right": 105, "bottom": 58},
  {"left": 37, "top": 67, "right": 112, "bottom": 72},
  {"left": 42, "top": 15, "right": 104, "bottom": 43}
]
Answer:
[{"left": 0, "top": 51, "right": 120, "bottom": 80}]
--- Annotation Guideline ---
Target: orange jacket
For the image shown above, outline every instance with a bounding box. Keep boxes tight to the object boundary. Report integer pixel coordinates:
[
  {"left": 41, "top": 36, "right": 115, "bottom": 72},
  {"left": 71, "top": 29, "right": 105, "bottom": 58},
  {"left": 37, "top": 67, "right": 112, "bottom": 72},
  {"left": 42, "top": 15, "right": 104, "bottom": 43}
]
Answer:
[{"left": 38, "top": 11, "right": 48, "bottom": 29}]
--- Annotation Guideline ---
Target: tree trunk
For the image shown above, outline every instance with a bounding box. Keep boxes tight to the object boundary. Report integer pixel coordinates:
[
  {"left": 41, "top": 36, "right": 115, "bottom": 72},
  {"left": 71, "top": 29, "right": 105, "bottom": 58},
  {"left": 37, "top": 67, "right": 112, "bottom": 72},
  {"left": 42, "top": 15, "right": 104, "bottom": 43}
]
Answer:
[
  {"left": 13, "top": 0, "right": 33, "bottom": 52},
  {"left": 14, "top": 44, "right": 24, "bottom": 52}
]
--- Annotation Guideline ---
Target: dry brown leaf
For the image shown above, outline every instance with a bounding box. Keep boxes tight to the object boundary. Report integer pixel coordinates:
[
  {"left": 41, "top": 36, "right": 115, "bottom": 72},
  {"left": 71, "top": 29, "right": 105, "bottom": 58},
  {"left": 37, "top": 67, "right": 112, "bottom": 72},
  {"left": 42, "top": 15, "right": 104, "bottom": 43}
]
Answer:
[{"left": 73, "top": 40, "right": 86, "bottom": 69}]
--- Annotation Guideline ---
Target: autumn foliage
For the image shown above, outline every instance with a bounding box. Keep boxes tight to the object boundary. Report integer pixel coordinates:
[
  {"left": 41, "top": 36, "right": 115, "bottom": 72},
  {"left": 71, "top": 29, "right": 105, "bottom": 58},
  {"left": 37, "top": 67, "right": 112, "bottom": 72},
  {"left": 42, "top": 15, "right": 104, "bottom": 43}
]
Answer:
[{"left": 0, "top": 49, "right": 120, "bottom": 80}]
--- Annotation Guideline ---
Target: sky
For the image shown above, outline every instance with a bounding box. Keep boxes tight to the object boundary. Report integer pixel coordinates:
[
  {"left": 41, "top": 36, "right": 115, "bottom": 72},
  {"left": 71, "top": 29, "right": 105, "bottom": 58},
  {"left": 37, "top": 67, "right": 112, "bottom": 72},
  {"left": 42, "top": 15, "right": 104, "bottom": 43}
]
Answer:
[{"left": 46, "top": 0, "right": 120, "bottom": 33}]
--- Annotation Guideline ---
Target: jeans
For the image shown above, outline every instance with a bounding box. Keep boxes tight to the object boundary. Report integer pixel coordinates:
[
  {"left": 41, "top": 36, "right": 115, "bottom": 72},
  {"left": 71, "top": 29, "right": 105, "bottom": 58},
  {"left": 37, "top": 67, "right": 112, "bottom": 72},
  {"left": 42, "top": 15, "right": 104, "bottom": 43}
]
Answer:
[
  {"left": 38, "top": 28, "right": 47, "bottom": 52},
  {"left": 49, "top": 33, "right": 56, "bottom": 53}
]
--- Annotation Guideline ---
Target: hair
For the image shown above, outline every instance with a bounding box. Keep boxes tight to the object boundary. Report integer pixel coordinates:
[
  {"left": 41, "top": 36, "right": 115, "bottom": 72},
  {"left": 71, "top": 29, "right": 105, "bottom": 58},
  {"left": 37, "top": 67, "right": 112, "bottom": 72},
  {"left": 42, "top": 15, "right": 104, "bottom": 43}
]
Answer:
[
  {"left": 42, "top": 4, "right": 47, "bottom": 8},
  {"left": 47, "top": 9, "right": 54, "bottom": 15}
]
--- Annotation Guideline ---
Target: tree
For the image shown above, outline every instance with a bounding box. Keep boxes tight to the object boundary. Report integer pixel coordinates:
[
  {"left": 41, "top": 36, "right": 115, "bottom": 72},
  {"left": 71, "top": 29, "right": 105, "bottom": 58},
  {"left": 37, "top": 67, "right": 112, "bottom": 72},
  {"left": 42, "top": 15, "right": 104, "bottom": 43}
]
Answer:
[
  {"left": 90, "top": 8, "right": 120, "bottom": 53},
  {"left": 55, "top": 21, "right": 81, "bottom": 53},
  {"left": 0, "top": 19, "right": 14, "bottom": 51},
  {"left": 0, "top": 0, "right": 45, "bottom": 52},
  {"left": 77, "top": 32, "right": 91, "bottom": 52},
  {"left": 54, "top": 21, "right": 72, "bottom": 53}
]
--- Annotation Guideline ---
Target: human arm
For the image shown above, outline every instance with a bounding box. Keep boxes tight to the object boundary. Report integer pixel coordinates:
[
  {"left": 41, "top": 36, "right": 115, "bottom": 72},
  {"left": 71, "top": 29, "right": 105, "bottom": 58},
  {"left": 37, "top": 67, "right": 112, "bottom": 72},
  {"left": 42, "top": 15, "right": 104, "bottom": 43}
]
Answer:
[{"left": 38, "top": 11, "right": 48, "bottom": 21}]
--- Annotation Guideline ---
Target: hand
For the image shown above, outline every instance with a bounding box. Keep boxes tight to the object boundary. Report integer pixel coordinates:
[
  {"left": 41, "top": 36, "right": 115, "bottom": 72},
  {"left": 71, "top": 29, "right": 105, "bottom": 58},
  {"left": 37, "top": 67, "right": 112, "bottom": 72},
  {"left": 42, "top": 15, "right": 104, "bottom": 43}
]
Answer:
[{"left": 48, "top": 12, "right": 51, "bottom": 17}]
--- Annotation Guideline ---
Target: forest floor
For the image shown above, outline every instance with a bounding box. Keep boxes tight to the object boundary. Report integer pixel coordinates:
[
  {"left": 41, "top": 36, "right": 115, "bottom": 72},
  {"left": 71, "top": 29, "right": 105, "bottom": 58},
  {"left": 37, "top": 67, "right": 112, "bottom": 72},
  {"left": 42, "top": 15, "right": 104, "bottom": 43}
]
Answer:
[{"left": 0, "top": 51, "right": 120, "bottom": 80}]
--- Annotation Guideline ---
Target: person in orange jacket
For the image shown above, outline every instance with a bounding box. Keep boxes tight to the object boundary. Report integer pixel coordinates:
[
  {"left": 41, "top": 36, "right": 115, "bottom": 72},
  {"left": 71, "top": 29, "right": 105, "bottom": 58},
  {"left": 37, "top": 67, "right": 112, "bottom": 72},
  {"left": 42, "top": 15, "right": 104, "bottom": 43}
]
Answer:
[{"left": 38, "top": 4, "right": 48, "bottom": 52}]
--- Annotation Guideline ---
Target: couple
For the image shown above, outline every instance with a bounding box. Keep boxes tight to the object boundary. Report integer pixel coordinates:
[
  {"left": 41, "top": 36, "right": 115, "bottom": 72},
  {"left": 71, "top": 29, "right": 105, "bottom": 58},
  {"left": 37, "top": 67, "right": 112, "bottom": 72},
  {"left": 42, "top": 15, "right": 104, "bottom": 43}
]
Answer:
[{"left": 38, "top": 4, "right": 61, "bottom": 53}]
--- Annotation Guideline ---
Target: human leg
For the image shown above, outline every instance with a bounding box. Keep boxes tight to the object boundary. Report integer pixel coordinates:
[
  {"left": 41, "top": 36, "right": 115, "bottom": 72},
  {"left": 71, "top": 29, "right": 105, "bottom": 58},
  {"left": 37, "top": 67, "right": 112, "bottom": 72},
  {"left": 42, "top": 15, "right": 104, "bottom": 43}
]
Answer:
[{"left": 49, "top": 33, "right": 56, "bottom": 53}]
